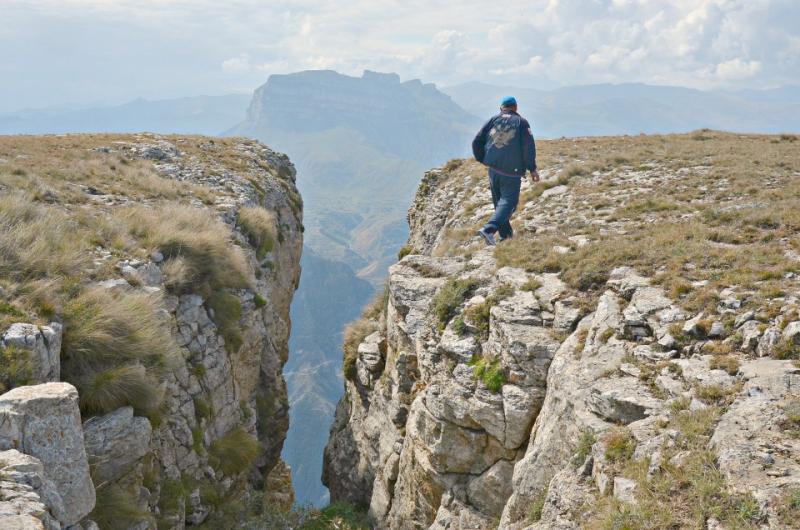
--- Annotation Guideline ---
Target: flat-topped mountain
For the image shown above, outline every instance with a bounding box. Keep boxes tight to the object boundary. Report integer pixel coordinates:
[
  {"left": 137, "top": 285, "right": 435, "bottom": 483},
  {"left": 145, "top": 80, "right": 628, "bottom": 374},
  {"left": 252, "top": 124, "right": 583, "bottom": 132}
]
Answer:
[{"left": 227, "top": 69, "right": 480, "bottom": 281}]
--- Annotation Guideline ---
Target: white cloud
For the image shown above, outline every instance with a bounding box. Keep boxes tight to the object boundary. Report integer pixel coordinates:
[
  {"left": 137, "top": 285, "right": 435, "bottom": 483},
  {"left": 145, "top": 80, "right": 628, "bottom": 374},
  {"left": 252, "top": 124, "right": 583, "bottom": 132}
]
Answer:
[
  {"left": 715, "top": 58, "right": 762, "bottom": 80},
  {"left": 222, "top": 54, "right": 252, "bottom": 74},
  {"left": 0, "top": 0, "right": 798, "bottom": 109}
]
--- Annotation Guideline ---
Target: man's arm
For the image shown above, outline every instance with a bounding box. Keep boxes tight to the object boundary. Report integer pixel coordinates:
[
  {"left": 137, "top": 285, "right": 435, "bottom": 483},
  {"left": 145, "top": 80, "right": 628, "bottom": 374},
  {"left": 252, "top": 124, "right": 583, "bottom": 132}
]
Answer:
[
  {"left": 521, "top": 118, "right": 538, "bottom": 180},
  {"left": 472, "top": 119, "right": 492, "bottom": 163}
]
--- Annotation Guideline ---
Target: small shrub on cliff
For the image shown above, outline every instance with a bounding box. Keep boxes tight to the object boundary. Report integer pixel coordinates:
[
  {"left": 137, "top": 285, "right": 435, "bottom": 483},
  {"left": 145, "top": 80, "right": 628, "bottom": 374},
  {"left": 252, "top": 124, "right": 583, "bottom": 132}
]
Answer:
[
  {"left": 242, "top": 501, "right": 370, "bottom": 530},
  {"left": 430, "top": 277, "right": 482, "bottom": 331},
  {"left": 342, "top": 318, "right": 378, "bottom": 382},
  {"left": 0, "top": 345, "right": 33, "bottom": 392},
  {"left": 208, "top": 291, "right": 244, "bottom": 354},
  {"left": 253, "top": 293, "right": 267, "bottom": 308},
  {"left": 209, "top": 426, "right": 261, "bottom": 476},
  {"left": 238, "top": 206, "right": 277, "bottom": 261},
  {"left": 302, "top": 502, "right": 371, "bottom": 530},
  {"left": 604, "top": 427, "right": 636, "bottom": 463},
  {"left": 397, "top": 245, "right": 415, "bottom": 260},
  {"left": 528, "top": 486, "right": 549, "bottom": 523},
  {"left": 574, "top": 431, "right": 597, "bottom": 466},
  {"left": 89, "top": 486, "right": 148, "bottom": 529},
  {"left": 462, "top": 283, "right": 515, "bottom": 340},
  {"left": 468, "top": 356, "right": 507, "bottom": 393}
]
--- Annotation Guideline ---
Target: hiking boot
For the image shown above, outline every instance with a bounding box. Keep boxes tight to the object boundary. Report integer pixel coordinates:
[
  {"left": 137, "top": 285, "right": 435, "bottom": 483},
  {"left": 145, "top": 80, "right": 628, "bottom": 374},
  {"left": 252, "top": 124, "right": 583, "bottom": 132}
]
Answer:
[{"left": 477, "top": 228, "right": 496, "bottom": 246}]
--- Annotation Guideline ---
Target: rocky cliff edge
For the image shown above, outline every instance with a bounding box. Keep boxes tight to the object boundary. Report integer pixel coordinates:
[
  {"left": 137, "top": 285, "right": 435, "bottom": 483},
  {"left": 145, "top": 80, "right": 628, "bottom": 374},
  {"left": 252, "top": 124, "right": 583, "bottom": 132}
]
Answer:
[
  {"left": 0, "top": 133, "right": 303, "bottom": 529},
  {"left": 324, "top": 131, "right": 800, "bottom": 529}
]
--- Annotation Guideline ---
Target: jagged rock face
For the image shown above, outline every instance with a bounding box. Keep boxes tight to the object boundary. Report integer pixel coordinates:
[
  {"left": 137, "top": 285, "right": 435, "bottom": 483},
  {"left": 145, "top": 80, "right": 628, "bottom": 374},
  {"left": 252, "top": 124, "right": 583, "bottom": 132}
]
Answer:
[
  {"left": 100, "top": 137, "right": 302, "bottom": 528},
  {"left": 325, "top": 134, "right": 800, "bottom": 529},
  {"left": 0, "top": 134, "right": 304, "bottom": 529},
  {"left": 324, "top": 252, "right": 564, "bottom": 528},
  {"left": 0, "top": 449, "right": 63, "bottom": 530}
]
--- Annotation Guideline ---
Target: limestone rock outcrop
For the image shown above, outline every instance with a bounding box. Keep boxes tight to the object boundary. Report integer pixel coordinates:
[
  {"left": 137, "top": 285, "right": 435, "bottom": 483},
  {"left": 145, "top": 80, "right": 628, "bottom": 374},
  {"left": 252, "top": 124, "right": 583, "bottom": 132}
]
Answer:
[{"left": 324, "top": 142, "right": 800, "bottom": 529}]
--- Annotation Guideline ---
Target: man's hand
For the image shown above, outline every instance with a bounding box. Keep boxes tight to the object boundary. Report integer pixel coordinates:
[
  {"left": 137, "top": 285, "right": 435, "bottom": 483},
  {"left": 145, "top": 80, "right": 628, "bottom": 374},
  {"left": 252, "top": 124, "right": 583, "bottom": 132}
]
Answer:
[{"left": 530, "top": 170, "right": 540, "bottom": 182}]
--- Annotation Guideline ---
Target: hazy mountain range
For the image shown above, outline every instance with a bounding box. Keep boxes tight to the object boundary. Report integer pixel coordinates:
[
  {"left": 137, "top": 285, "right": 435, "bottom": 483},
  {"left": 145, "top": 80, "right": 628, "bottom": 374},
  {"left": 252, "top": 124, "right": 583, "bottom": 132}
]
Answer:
[
  {"left": 283, "top": 251, "right": 374, "bottom": 506},
  {"left": 442, "top": 82, "right": 800, "bottom": 138}
]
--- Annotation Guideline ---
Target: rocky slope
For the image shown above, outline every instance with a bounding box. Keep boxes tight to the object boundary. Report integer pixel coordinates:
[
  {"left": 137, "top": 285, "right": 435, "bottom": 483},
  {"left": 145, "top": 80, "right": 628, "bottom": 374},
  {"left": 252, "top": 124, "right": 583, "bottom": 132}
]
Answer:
[
  {"left": 323, "top": 131, "right": 800, "bottom": 529},
  {"left": 0, "top": 133, "right": 303, "bottom": 529}
]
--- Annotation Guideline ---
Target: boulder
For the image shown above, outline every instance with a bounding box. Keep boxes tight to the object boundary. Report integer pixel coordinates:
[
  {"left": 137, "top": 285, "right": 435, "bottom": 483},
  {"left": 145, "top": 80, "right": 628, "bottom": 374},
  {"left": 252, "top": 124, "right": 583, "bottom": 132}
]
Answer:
[
  {"left": 0, "top": 383, "right": 95, "bottom": 526},
  {"left": 467, "top": 459, "right": 514, "bottom": 516},
  {"left": 586, "top": 378, "right": 663, "bottom": 424},
  {"left": 83, "top": 406, "right": 153, "bottom": 487}
]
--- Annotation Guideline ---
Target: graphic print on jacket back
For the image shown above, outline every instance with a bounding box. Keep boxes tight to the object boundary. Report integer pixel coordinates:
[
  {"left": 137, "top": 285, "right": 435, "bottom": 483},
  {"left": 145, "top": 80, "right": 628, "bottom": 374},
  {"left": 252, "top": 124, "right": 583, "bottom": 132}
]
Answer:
[{"left": 489, "top": 119, "right": 516, "bottom": 149}]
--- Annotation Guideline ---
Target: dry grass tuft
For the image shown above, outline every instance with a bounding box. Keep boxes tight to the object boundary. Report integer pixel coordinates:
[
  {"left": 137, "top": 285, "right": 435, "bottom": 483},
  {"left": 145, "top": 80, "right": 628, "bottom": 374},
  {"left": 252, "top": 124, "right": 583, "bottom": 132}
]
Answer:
[
  {"left": 61, "top": 288, "right": 179, "bottom": 415},
  {"left": 118, "top": 204, "right": 251, "bottom": 297},
  {"left": 209, "top": 426, "right": 261, "bottom": 476},
  {"left": 238, "top": 206, "right": 277, "bottom": 261},
  {"left": 342, "top": 318, "right": 378, "bottom": 382}
]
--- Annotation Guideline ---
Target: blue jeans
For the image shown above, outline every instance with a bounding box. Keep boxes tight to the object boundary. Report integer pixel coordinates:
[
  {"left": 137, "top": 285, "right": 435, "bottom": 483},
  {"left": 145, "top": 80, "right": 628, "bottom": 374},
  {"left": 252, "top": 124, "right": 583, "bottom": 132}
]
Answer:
[{"left": 482, "top": 169, "right": 521, "bottom": 240}]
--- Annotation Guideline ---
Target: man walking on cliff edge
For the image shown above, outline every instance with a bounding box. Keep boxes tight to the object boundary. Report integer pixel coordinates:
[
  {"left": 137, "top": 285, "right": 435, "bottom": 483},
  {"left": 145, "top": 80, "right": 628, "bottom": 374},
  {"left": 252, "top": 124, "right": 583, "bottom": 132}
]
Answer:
[{"left": 472, "top": 96, "right": 539, "bottom": 246}]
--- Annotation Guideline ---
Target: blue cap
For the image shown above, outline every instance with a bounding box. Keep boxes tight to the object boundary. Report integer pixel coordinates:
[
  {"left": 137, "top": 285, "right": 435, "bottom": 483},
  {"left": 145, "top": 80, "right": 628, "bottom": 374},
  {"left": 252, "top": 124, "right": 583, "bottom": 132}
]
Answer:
[{"left": 501, "top": 96, "right": 517, "bottom": 107}]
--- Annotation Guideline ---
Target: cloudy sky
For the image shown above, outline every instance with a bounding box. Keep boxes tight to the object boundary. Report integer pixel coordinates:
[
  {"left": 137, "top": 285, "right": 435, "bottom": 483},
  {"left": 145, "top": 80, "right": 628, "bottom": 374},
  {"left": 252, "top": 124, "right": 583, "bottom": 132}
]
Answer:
[{"left": 1, "top": 0, "right": 798, "bottom": 111}]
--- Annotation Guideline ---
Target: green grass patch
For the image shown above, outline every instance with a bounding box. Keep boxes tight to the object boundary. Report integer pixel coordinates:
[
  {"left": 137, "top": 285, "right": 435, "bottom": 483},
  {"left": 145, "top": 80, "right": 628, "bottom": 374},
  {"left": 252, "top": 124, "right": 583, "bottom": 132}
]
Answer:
[
  {"left": 604, "top": 427, "right": 636, "bottom": 463},
  {"left": 468, "top": 356, "right": 507, "bottom": 393},
  {"left": 775, "top": 488, "right": 800, "bottom": 528},
  {"left": 575, "top": 431, "right": 597, "bottom": 466},
  {"left": 208, "top": 291, "right": 244, "bottom": 354},
  {"left": 253, "top": 293, "right": 267, "bottom": 308},
  {"left": 0, "top": 345, "right": 33, "bottom": 392},
  {"left": 462, "top": 283, "right": 515, "bottom": 340},
  {"left": 528, "top": 486, "right": 548, "bottom": 523},
  {"left": 430, "top": 277, "right": 482, "bottom": 331}
]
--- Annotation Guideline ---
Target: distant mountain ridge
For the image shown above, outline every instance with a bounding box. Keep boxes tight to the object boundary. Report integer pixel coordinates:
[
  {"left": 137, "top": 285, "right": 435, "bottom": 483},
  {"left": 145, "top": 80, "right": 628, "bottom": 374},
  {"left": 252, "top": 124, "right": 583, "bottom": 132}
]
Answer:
[
  {"left": 442, "top": 82, "right": 800, "bottom": 138},
  {"left": 0, "top": 94, "right": 251, "bottom": 136}
]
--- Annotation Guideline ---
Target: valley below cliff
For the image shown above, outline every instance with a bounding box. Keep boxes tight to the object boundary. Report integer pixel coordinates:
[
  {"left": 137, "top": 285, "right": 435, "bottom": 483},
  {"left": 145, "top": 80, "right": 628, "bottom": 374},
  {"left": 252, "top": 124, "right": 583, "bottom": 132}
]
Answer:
[{"left": 324, "top": 131, "right": 800, "bottom": 529}]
